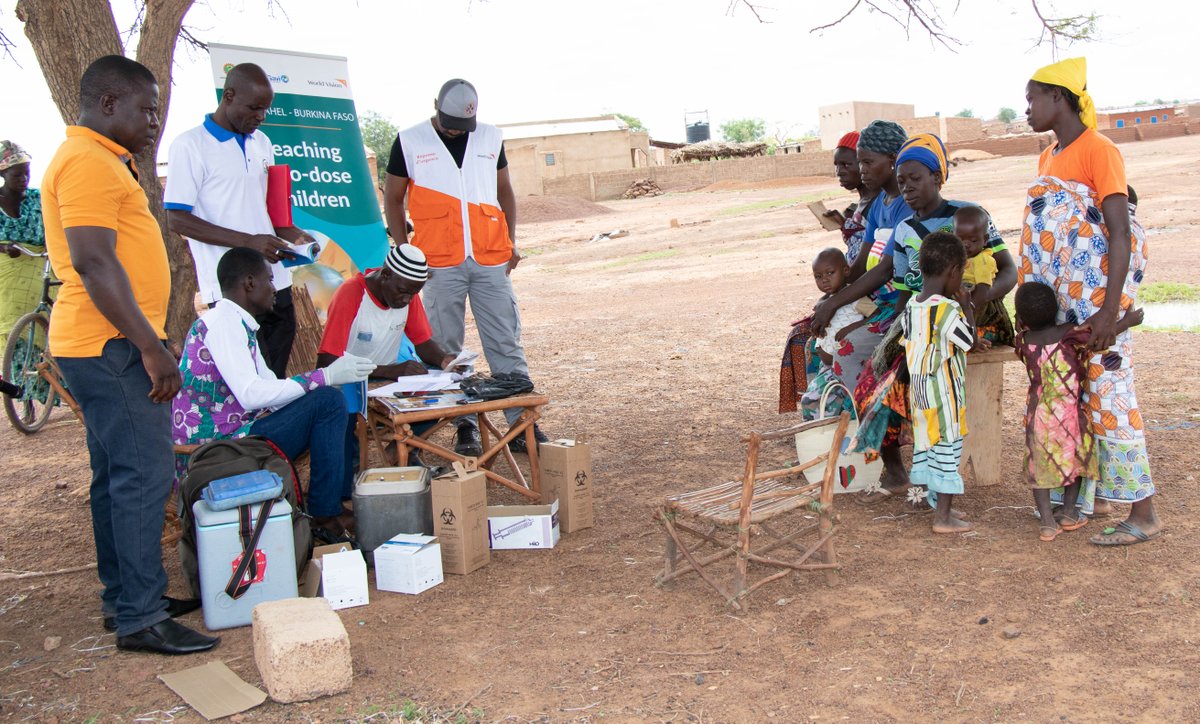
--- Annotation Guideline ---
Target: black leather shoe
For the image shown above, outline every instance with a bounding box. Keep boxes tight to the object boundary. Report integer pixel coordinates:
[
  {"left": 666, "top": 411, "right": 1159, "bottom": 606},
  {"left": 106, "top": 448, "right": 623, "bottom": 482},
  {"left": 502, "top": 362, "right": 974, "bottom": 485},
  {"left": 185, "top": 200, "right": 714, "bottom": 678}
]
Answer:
[
  {"left": 117, "top": 619, "right": 219, "bottom": 655},
  {"left": 104, "top": 596, "right": 201, "bottom": 633},
  {"left": 454, "top": 425, "right": 483, "bottom": 457},
  {"left": 508, "top": 424, "right": 550, "bottom": 455}
]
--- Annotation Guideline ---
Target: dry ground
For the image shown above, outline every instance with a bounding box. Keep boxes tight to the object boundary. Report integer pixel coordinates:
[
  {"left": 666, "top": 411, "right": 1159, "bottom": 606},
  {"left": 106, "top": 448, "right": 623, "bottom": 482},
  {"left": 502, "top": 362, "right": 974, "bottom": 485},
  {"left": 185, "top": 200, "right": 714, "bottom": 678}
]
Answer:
[{"left": 2, "top": 135, "right": 1199, "bottom": 723}]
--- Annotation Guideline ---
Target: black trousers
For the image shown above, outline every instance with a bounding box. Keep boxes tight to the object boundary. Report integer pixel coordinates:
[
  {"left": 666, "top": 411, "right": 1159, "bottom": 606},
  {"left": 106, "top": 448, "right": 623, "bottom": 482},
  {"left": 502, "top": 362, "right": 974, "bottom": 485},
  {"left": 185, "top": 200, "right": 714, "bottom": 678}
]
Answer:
[{"left": 255, "top": 286, "right": 296, "bottom": 378}]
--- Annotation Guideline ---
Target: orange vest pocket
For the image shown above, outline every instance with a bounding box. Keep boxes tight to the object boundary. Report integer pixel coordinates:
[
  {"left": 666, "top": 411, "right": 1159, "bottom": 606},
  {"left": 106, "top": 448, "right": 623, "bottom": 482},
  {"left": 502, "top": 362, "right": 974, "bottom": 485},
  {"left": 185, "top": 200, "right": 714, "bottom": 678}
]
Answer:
[
  {"left": 410, "top": 188, "right": 465, "bottom": 268},
  {"left": 468, "top": 203, "right": 512, "bottom": 266}
]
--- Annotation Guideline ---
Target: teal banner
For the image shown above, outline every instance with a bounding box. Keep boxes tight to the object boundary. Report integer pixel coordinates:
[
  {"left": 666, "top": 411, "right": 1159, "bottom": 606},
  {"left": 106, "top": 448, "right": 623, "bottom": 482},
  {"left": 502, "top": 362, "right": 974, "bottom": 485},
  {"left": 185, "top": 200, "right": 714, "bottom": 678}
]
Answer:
[{"left": 209, "top": 44, "right": 387, "bottom": 270}]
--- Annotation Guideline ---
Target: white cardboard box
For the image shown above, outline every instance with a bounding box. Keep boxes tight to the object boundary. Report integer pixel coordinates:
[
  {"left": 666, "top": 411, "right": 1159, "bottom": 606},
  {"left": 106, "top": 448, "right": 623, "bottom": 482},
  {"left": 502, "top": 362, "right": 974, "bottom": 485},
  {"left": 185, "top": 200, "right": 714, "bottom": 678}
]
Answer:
[
  {"left": 374, "top": 534, "right": 443, "bottom": 595},
  {"left": 487, "top": 499, "right": 560, "bottom": 550},
  {"left": 316, "top": 548, "right": 369, "bottom": 610}
]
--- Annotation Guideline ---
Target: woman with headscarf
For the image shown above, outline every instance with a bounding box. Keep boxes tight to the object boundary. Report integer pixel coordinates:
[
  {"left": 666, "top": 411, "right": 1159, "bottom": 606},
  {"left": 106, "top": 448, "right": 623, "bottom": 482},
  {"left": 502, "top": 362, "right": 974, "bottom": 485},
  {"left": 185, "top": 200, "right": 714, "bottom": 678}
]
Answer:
[
  {"left": 1021, "top": 57, "right": 1160, "bottom": 545},
  {"left": 823, "top": 130, "right": 877, "bottom": 266},
  {"left": 0, "top": 141, "right": 46, "bottom": 350},
  {"left": 887, "top": 133, "right": 1016, "bottom": 326},
  {"left": 777, "top": 130, "right": 879, "bottom": 415},
  {"left": 808, "top": 120, "right": 911, "bottom": 494}
]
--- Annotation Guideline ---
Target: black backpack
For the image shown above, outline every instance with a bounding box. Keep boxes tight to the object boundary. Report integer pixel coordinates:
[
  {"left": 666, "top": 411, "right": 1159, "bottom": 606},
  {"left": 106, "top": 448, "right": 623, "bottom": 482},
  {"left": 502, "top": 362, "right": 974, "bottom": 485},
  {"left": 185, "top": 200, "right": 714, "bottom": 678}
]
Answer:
[{"left": 177, "top": 437, "right": 313, "bottom": 597}]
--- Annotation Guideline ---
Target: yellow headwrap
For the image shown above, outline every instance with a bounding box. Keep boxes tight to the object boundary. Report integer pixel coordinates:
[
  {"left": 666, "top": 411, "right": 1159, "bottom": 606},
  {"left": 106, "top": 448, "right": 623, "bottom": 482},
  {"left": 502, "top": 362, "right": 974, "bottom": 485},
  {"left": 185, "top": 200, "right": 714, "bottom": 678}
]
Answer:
[{"left": 1030, "top": 57, "right": 1097, "bottom": 130}]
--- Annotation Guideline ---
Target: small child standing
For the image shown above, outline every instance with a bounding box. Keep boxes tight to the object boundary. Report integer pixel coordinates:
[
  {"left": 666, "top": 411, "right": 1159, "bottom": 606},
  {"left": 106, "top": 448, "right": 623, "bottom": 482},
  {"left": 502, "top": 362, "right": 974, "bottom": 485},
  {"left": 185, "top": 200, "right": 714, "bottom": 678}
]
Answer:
[
  {"left": 1014, "top": 282, "right": 1143, "bottom": 541},
  {"left": 901, "top": 232, "right": 975, "bottom": 534},
  {"left": 799, "top": 248, "right": 866, "bottom": 419},
  {"left": 953, "top": 205, "right": 1014, "bottom": 347}
]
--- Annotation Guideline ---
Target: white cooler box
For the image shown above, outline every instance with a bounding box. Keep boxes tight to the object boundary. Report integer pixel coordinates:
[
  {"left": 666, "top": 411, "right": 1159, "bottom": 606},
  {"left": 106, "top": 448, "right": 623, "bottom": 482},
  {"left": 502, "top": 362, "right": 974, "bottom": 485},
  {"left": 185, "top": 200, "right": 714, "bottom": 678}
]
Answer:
[{"left": 194, "top": 498, "right": 299, "bottom": 630}]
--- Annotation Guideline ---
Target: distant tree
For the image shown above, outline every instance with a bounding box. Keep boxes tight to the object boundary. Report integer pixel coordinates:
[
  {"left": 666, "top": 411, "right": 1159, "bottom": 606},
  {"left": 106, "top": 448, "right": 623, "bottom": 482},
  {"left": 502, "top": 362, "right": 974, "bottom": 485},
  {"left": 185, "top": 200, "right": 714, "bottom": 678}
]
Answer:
[
  {"left": 997, "top": 107, "right": 1018, "bottom": 123},
  {"left": 615, "top": 113, "right": 646, "bottom": 132},
  {"left": 360, "top": 111, "right": 398, "bottom": 185},
  {"left": 954, "top": 108, "right": 975, "bottom": 118},
  {"left": 720, "top": 117, "right": 765, "bottom": 143}
]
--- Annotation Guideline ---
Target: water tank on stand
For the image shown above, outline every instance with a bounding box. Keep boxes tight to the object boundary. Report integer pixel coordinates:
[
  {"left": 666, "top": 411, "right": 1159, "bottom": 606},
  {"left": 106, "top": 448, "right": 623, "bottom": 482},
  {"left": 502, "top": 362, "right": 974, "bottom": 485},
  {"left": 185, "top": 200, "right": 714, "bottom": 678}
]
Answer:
[{"left": 684, "top": 110, "right": 710, "bottom": 144}]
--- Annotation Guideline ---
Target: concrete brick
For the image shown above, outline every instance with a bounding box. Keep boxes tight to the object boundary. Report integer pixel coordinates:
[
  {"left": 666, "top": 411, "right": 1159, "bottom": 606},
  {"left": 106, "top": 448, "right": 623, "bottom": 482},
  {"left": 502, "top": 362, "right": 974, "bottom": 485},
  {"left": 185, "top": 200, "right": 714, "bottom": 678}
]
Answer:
[{"left": 253, "top": 598, "right": 351, "bottom": 703}]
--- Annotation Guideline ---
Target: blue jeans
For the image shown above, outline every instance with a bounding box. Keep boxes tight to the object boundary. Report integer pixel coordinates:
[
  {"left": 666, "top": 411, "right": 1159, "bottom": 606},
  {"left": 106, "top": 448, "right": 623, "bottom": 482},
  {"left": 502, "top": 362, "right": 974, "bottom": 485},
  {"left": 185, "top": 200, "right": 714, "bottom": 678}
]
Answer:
[
  {"left": 250, "top": 386, "right": 348, "bottom": 517},
  {"left": 58, "top": 340, "right": 173, "bottom": 637}
]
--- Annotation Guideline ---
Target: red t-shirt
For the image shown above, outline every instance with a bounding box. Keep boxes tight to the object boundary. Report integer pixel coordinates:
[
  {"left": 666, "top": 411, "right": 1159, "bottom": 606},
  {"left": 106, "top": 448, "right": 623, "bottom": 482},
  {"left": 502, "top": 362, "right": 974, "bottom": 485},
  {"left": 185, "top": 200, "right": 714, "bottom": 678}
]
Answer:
[{"left": 318, "top": 271, "right": 432, "bottom": 364}]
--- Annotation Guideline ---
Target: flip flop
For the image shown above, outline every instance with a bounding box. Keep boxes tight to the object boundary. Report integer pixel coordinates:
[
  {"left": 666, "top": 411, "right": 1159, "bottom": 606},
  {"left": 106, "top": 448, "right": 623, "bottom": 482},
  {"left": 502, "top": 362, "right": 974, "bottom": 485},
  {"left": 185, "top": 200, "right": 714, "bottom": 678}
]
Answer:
[
  {"left": 1039, "top": 525, "right": 1062, "bottom": 542},
  {"left": 1089, "top": 520, "right": 1160, "bottom": 547},
  {"left": 1059, "top": 514, "right": 1089, "bottom": 532}
]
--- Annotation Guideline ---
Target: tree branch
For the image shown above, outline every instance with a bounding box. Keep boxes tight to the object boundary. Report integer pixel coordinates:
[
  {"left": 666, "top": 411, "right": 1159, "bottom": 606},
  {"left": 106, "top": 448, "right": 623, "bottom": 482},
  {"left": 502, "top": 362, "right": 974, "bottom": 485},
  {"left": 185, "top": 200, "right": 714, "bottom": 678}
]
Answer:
[
  {"left": 727, "top": 0, "right": 772, "bottom": 23},
  {"left": 1029, "top": 0, "right": 1098, "bottom": 56}
]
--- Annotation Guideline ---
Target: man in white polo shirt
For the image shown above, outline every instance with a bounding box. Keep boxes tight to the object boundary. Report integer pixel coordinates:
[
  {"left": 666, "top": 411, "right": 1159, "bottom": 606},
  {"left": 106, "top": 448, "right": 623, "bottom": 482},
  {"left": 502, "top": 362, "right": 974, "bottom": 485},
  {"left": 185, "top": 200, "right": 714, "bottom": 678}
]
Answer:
[{"left": 165, "top": 63, "right": 314, "bottom": 377}]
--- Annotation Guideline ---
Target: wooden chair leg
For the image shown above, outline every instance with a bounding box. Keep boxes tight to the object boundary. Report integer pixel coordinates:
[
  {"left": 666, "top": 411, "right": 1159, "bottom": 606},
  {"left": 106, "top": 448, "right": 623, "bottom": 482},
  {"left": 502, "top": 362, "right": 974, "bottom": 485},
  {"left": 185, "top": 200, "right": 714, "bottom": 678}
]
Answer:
[{"left": 818, "top": 413, "right": 850, "bottom": 585}]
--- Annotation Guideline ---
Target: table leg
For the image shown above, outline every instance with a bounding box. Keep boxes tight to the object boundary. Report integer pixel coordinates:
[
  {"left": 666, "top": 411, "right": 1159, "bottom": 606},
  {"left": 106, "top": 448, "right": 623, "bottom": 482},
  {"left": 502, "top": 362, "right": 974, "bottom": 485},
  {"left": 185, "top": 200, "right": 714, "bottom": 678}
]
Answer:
[{"left": 962, "top": 359, "right": 1005, "bottom": 486}]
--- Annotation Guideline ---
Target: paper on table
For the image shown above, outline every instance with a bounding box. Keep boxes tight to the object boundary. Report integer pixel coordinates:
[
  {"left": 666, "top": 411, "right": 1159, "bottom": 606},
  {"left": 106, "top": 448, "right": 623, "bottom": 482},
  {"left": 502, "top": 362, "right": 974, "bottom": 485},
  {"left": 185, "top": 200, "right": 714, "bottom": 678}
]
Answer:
[
  {"left": 158, "top": 660, "right": 266, "bottom": 720},
  {"left": 444, "top": 348, "right": 479, "bottom": 371},
  {"left": 368, "top": 373, "right": 462, "bottom": 397}
]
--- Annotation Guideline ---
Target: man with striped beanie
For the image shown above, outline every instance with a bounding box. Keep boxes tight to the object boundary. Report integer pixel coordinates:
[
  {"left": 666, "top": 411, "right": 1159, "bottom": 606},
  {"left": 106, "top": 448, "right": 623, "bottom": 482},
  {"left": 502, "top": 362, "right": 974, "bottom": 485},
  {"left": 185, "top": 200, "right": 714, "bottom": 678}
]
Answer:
[{"left": 319, "top": 243, "right": 458, "bottom": 382}]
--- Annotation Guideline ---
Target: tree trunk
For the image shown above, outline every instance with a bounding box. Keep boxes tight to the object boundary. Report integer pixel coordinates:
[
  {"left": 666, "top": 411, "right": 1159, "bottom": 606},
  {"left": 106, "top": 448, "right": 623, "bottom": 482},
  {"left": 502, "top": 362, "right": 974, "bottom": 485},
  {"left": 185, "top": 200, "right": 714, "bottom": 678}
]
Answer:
[
  {"left": 15, "top": 0, "right": 122, "bottom": 125},
  {"left": 16, "top": 0, "right": 200, "bottom": 345},
  {"left": 135, "top": 0, "right": 199, "bottom": 345}
]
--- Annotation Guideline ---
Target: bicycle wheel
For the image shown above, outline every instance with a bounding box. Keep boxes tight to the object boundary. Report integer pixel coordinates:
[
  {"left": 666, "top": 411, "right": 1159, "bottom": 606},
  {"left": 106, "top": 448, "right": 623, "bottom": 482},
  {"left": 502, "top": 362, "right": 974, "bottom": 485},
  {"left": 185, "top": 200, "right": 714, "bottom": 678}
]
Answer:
[{"left": 2, "top": 312, "right": 58, "bottom": 434}]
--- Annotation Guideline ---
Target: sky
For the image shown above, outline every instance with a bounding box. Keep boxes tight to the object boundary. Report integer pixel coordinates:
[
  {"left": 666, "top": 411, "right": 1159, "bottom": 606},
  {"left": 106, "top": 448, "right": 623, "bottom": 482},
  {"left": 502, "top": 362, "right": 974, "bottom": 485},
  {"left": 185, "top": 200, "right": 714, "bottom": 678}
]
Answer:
[{"left": 4, "top": 0, "right": 1199, "bottom": 185}]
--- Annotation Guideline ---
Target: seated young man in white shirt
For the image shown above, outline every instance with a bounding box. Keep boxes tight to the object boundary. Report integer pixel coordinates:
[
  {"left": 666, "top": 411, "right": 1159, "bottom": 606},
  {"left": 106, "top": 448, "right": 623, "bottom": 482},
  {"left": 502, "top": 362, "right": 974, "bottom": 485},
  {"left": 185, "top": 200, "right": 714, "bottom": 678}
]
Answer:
[
  {"left": 172, "top": 247, "right": 376, "bottom": 536},
  {"left": 317, "top": 243, "right": 456, "bottom": 468}
]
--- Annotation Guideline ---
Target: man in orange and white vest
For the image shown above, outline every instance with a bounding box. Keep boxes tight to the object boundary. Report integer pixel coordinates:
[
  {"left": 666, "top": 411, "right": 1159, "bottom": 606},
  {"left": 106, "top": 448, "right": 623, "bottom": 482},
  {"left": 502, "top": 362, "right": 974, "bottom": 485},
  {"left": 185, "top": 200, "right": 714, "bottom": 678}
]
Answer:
[{"left": 383, "top": 79, "right": 547, "bottom": 457}]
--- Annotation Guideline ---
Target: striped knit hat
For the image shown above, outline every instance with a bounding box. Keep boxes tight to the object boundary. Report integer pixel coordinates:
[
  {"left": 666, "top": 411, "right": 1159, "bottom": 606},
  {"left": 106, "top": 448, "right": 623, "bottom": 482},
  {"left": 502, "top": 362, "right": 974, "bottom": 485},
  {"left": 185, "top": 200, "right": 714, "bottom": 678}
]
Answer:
[{"left": 385, "top": 243, "right": 428, "bottom": 281}]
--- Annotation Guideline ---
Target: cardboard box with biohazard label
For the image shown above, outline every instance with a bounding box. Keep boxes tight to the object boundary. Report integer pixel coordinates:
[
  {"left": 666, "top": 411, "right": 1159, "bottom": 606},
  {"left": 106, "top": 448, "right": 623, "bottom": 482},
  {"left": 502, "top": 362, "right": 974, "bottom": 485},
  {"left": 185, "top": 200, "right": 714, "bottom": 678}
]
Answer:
[
  {"left": 487, "top": 499, "right": 560, "bottom": 550},
  {"left": 538, "top": 439, "right": 593, "bottom": 533},
  {"left": 431, "top": 464, "right": 490, "bottom": 575}
]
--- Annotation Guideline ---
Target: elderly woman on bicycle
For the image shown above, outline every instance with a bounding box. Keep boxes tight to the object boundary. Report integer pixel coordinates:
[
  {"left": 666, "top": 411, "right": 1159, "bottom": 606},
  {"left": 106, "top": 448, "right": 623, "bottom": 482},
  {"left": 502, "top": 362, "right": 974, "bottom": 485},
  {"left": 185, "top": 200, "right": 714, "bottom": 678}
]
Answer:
[{"left": 0, "top": 141, "right": 47, "bottom": 350}]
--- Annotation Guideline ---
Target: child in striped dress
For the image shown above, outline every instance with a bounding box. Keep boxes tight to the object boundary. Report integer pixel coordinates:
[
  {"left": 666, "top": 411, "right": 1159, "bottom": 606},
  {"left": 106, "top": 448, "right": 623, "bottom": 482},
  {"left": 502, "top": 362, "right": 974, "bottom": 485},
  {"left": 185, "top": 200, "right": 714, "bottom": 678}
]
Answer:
[{"left": 901, "top": 232, "right": 976, "bottom": 534}]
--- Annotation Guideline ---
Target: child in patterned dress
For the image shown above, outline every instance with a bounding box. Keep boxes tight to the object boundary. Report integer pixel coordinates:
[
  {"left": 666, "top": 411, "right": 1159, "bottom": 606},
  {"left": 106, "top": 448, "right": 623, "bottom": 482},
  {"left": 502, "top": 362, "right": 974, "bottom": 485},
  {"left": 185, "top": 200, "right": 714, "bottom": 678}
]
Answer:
[
  {"left": 1014, "top": 282, "right": 1143, "bottom": 541},
  {"left": 901, "top": 232, "right": 976, "bottom": 534},
  {"left": 797, "top": 248, "right": 868, "bottom": 419}
]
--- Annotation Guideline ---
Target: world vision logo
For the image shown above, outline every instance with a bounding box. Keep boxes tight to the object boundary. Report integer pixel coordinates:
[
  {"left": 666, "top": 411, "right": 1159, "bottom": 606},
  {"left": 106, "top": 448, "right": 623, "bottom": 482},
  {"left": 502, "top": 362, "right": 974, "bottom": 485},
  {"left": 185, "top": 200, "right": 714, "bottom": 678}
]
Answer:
[{"left": 335, "top": 78, "right": 349, "bottom": 88}]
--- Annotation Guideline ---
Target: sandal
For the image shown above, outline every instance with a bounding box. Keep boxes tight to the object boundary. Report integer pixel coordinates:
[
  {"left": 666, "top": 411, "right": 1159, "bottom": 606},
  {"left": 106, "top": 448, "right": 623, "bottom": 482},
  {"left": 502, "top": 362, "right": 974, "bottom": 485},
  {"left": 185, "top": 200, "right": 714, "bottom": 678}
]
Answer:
[
  {"left": 1089, "top": 520, "right": 1161, "bottom": 547},
  {"left": 1059, "top": 513, "right": 1089, "bottom": 532},
  {"left": 1039, "top": 525, "right": 1062, "bottom": 542}
]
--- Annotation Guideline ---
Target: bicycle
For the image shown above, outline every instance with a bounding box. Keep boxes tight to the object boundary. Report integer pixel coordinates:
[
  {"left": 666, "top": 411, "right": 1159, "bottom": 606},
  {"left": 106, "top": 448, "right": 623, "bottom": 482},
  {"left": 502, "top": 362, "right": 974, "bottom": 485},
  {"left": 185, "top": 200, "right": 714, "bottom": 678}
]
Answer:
[{"left": 1, "top": 244, "right": 81, "bottom": 433}]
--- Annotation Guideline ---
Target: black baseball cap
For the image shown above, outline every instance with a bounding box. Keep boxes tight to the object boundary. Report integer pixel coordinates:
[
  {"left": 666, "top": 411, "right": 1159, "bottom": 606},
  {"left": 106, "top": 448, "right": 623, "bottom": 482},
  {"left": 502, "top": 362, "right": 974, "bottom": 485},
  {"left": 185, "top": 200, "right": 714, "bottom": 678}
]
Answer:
[{"left": 436, "top": 79, "right": 478, "bottom": 132}]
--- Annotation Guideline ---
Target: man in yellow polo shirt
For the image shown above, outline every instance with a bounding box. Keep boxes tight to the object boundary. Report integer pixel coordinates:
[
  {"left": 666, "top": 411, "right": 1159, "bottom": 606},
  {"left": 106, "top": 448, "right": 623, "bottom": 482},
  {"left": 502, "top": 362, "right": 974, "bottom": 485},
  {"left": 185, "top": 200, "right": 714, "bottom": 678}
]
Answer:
[{"left": 42, "top": 55, "right": 217, "bottom": 656}]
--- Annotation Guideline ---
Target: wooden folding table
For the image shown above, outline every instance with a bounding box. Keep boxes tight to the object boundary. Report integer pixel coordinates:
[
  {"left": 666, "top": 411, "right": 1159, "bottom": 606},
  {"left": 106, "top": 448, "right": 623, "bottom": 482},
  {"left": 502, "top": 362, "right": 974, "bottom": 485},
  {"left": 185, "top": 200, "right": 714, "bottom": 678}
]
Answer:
[{"left": 360, "top": 393, "right": 550, "bottom": 501}]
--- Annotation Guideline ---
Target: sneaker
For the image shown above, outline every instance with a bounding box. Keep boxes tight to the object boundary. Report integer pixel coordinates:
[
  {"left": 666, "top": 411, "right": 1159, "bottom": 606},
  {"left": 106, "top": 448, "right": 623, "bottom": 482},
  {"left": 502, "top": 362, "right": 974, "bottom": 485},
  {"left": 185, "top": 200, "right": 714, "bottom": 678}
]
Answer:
[
  {"left": 454, "top": 425, "right": 483, "bottom": 457},
  {"left": 508, "top": 424, "right": 550, "bottom": 454}
]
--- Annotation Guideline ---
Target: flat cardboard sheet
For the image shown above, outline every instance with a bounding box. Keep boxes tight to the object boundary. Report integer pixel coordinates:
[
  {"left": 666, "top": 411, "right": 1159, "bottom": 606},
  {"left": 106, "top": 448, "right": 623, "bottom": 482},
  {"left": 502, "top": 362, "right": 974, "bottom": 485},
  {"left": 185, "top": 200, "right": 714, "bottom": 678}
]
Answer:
[
  {"left": 807, "top": 200, "right": 842, "bottom": 231},
  {"left": 158, "top": 660, "right": 266, "bottom": 720}
]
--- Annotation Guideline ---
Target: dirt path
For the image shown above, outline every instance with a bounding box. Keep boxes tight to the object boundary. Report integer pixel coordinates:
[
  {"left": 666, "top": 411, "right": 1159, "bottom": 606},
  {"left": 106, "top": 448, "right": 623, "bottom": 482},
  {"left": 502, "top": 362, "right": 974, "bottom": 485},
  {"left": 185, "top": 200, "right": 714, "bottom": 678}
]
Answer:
[{"left": 2, "top": 136, "right": 1199, "bottom": 722}]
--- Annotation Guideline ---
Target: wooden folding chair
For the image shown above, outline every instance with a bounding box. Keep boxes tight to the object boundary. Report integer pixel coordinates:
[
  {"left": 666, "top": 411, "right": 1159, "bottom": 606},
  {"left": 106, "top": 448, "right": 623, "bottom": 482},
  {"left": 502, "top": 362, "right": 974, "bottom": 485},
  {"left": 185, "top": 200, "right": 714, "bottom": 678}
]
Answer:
[{"left": 654, "top": 412, "right": 850, "bottom": 611}]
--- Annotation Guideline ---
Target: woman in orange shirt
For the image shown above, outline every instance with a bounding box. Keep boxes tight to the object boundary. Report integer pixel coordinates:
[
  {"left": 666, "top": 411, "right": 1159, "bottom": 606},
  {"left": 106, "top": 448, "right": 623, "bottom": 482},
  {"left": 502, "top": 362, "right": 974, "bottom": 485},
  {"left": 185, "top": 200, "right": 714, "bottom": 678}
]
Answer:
[{"left": 1019, "top": 57, "right": 1159, "bottom": 546}]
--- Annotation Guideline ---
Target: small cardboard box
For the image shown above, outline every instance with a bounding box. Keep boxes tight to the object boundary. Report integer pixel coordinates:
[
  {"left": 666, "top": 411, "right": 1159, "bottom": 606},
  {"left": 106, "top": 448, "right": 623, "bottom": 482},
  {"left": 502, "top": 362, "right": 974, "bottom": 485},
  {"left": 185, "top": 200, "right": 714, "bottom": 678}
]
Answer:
[
  {"left": 431, "top": 464, "right": 490, "bottom": 575},
  {"left": 374, "top": 534, "right": 443, "bottom": 595},
  {"left": 299, "top": 543, "right": 369, "bottom": 610},
  {"left": 487, "top": 499, "right": 560, "bottom": 550},
  {"left": 538, "top": 439, "right": 593, "bottom": 533}
]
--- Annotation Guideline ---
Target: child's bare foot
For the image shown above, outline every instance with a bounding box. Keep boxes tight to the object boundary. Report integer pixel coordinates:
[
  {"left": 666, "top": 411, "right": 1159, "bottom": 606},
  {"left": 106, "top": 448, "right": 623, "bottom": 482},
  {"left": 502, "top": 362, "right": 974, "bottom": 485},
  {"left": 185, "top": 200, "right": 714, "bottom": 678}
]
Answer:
[
  {"left": 932, "top": 517, "right": 974, "bottom": 534},
  {"left": 1039, "top": 524, "right": 1062, "bottom": 542},
  {"left": 1093, "top": 500, "right": 1114, "bottom": 516}
]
